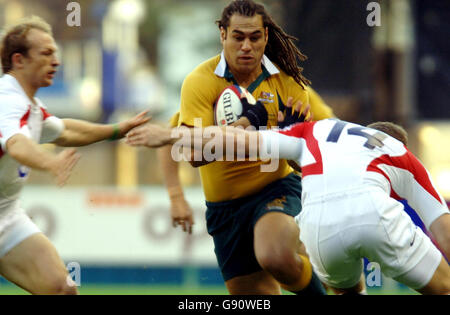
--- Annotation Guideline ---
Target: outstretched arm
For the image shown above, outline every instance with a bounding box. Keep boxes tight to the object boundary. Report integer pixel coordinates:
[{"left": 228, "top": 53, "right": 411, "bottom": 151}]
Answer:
[
  {"left": 126, "top": 123, "right": 303, "bottom": 162},
  {"left": 182, "top": 95, "right": 266, "bottom": 168},
  {"left": 53, "top": 111, "right": 150, "bottom": 147}
]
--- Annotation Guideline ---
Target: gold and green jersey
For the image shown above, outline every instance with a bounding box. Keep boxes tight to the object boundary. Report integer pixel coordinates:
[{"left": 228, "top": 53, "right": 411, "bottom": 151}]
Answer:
[{"left": 168, "top": 112, "right": 180, "bottom": 128}]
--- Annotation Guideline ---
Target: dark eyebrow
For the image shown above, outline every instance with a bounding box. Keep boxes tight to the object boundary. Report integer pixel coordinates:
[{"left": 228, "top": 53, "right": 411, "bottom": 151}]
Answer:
[{"left": 231, "top": 30, "right": 263, "bottom": 36}]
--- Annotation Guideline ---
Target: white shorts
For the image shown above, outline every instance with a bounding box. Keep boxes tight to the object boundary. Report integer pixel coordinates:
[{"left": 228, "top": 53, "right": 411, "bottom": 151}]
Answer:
[
  {"left": 297, "top": 187, "right": 442, "bottom": 290},
  {"left": 0, "top": 203, "right": 41, "bottom": 258}
]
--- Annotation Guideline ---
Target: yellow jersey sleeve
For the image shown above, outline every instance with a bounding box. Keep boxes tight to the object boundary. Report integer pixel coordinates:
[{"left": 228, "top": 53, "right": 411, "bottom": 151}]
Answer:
[
  {"left": 168, "top": 112, "right": 180, "bottom": 128},
  {"left": 306, "top": 86, "right": 335, "bottom": 120},
  {"left": 178, "top": 66, "right": 223, "bottom": 128}
]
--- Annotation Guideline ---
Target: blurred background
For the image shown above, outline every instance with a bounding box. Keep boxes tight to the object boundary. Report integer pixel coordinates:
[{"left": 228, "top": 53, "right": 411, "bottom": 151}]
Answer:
[{"left": 0, "top": 0, "right": 448, "bottom": 294}]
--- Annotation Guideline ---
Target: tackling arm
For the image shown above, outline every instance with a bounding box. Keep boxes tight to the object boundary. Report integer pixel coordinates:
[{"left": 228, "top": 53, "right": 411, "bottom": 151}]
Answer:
[
  {"left": 53, "top": 119, "right": 117, "bottom": 147},
  {"left": 184, "top": 117, "right": 252, "bottom": 167},
  {"left": 53, "top": 111, "right": 149, "bottom": 147},
  {"left": 126, "top": 124, "right": 303, "bottom": 162}
]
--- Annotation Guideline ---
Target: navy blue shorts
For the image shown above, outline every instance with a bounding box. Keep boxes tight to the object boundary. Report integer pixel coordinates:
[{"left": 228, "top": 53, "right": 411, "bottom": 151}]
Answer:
[{"left": 205, "top": 173, "right": 302, "bottom": 281}]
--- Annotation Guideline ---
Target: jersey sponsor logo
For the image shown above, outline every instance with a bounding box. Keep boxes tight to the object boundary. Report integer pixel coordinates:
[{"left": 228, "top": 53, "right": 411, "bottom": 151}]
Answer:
[
  {"left": 257, "top": 91, "right": 274, "bottom": 104},
  {"left": 265, "top": 196, "right": 287, "bottom": 210},
  {"left": 18, "top": 165, "right": 29, "bottom": 178}
]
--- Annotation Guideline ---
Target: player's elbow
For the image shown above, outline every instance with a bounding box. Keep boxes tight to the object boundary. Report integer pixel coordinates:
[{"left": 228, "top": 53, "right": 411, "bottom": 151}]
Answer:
[
  {"left": 430, "top": 214, "right": 450, "bottom": 259},
  {"left": 6, "top": 134, "right": 26, "bottom": 160},
  {"left": 52, "top": 135, "right": 70, "bottom": 147}
]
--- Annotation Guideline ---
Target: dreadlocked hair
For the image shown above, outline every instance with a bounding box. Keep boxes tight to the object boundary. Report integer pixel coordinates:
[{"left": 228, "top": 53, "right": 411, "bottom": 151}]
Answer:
[{"left": 216, "top": 0, "right": 310, "bottom": 88}]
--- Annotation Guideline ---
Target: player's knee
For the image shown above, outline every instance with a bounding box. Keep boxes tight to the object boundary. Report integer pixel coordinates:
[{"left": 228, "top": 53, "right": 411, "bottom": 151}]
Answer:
[{"left": 258, "top": 249, "right": 298, "bottom": 278}]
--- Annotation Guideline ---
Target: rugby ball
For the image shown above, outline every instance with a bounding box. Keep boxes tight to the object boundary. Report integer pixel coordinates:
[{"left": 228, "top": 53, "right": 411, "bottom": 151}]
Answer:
[{"left": 214, "top": 85, "right": 256, "bottom": 126}]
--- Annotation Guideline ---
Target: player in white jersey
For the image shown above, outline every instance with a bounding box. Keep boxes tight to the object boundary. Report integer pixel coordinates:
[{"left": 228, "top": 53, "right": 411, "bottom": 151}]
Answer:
[
  {"left": 126, "top": 112, "right": 450, "bottom": 294},
  {"left": 263, "top": 119, "right": 450, "bottom": 294},
  {"left": 0, "top": 16, "right": 149, "bottom": 294}
]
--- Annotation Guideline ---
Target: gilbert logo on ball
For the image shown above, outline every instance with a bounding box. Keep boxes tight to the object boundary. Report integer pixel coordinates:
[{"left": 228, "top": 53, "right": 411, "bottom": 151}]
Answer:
[{"left": 214, "top": 85, "right": 256, "bottom": 126}]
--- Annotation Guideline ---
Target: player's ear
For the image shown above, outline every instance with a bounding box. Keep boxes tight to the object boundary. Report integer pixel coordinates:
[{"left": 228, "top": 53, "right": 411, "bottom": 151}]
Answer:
[
  {"left": 11, "top": 53, "right": 25, "bottom": 70},
  {"left": 264, "top": 27, "right": 268, "bottom": 44},
  {"left": 220, "top": 27, "right": 227, "bottom": 43}
]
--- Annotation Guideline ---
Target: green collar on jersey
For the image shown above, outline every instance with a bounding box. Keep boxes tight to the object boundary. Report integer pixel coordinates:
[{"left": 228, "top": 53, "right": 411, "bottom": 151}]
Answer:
[{"left": 224, "top": 64, "right": 271, "bottom": 94}]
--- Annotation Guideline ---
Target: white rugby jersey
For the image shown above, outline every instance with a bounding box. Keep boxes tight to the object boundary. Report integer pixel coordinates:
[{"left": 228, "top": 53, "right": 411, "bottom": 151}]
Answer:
[
  {"left": 0, "top": 74, "right": 64, "bottom": 204},
  {"left": 260, "top": 119, "right": 449, "bottom": 229}
]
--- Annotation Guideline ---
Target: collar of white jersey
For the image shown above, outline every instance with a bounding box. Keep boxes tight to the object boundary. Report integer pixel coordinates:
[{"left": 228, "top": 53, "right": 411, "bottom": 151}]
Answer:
[
  {"left": 2, "top": 73, "right": 39, "bottom": 105},
  {"left": 214, "top": 51, "right": 280, "bottom": 77}
]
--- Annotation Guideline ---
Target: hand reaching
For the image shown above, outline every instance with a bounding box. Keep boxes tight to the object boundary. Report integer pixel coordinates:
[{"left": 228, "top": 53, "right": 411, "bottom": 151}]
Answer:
[
  {"left": 278, "top": 97, "right": 312, "bottom": 129},
  {"left": 117, "top": 111, "right": 151, "bottom": 138},
  {"left": 49, "top": 148, "right": 80, "bottom": 187},
  {"left": 126, "top": 124, "right": 172, "bottom": 148}
]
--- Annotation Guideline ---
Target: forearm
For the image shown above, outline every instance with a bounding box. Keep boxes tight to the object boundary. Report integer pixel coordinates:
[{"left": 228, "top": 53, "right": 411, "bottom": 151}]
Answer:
[
  {"left": 157, "top": 145, "right": 188, "bottom": 201},
  {"left": 430, "top": 213, "right": 450, "bottom": 259},
  {"left": 172, "top": 126, "right": 260, "bottom": 161},
  {"left": 172, "top": 126, "right": 218, "bottom": 168},
  {"left": 158, "top": 145, "right": 183, "bottom": 189},
  {"left": 54, "top": 119, "right": 117, "bottom": 147},
  {"left": 7, "top": 134, "right": 56, "bottom": 171},
  {"left": 173, "top": 117, "right": 250, "bottom": 167}
]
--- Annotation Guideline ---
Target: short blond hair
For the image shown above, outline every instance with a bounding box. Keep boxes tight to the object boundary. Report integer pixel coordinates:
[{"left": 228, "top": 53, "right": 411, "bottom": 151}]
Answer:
[
  {"left": 1, "top": 16, "right": 53, "bottom": 74},
  {"left": 367, "top": 121, "right": 408, "bottom": 146}
]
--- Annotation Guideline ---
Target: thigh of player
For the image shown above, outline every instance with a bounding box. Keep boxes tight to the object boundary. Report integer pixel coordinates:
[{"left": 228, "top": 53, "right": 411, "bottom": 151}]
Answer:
[
  {"left": 253, "top": 173, "right": 304, "bottom": 260},
  {"left": 298, "top": 200, "right": 364, "bottom": 290},
  {"left": 0, "top": 212, "right": 76, "bottom": 294}
]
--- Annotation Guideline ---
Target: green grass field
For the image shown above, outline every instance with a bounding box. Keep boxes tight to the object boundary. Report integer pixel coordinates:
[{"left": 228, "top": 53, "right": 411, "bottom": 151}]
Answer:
[
  {"left": 0, "top": 284, "right": 417, "bottom": 295},
  {"left": 0, "top": 284, "right": 229, "bottom": 295}
]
